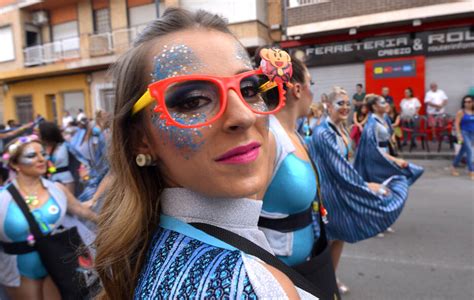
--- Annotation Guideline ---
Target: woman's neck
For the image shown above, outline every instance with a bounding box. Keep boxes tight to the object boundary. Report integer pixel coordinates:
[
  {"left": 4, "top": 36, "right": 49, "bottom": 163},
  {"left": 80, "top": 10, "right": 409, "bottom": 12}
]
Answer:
[
  {"left": 329, "top": 116, "right": 343, "bottom": 126},
  {"left": 375, "top": 111, "right": 385, "bottom": 119},
  {"left": 16, "top": 173, "right": 41, "bottom": 188},
  {"left": 275, "top": 104, "right": 301, "bottom": 133}
]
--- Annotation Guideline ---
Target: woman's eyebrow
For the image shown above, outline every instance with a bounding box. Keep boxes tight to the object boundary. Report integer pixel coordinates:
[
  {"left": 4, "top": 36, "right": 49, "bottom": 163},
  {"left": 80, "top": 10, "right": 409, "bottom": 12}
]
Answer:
[{"left": 235, "top": 68, "right": 253, "bottom": 75}]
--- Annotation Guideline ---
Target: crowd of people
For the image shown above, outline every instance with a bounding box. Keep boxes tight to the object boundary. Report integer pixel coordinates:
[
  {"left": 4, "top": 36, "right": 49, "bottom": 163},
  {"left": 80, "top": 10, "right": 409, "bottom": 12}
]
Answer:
[{"left": 0, "top": 7, "right": 472, "bottom": 300}]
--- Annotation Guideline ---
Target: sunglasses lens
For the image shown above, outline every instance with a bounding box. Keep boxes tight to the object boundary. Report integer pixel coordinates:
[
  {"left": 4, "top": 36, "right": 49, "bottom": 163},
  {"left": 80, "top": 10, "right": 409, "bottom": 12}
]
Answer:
[
  {"left": 240, "top": 74, "right": 281, "bottom": 113},
  {"left": 164, "top": 80, "right": 221, "bottom": 126}
]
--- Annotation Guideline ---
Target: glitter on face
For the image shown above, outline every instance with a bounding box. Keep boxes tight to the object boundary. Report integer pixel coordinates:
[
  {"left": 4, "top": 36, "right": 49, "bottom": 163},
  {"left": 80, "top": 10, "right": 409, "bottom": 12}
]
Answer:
[
  {"left": 151, "top": 44, "right": 205, "bottom": 82},
  {"left": 248, "top": 100, "right": 270, "bottom": 113},
  {"left": 333, "top": 99, "right": 351, "bottom": 111},
  {"left": 19, "top": 145, "right": 45, "bottom": 165},
  {"left": 152, "top": 112, "right": 207, "bottom": 157},
  {"left": 235, "top": 44, "right": 253, "bottom": 69}
]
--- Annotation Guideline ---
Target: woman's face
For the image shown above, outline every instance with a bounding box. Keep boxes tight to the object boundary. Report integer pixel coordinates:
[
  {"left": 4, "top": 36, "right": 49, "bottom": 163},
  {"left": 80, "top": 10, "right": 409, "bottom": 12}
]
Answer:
[
  {"left": 12, "top": 142, "right": 47, "bottom": 177},
  {"left": 141, "top": 29, "right": 272, "bottom": 199},
  {"left": 374, "top": 98, "right": 388, "bottom": 114},
  {"left": 312, "top": 108, "right": 323, "bottom": 118},
  {"left": 404, "top": 89, "right": 411, "bottom": 98},
  {"left": 298, "top": 71, "right": 314, "bottom": 117},
  {"left": 328, "top": 94, "right": 350, "bottom": 123},
  {"left": 464, "top": 97, "right": 473, "bottom": 109}
]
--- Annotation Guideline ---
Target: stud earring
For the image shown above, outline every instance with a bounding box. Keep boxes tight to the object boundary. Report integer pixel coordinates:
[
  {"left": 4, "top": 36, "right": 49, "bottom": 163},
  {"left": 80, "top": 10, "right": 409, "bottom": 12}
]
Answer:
[{"left": 136, "top": 154, "right": 152, "bottom": 167}]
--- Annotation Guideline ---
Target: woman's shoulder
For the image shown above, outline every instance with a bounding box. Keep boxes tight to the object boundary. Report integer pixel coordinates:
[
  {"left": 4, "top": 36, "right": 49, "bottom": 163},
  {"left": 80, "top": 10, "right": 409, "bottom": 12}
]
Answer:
[{"left": 135, "top": 227, "right": 286, "bottom": 299}]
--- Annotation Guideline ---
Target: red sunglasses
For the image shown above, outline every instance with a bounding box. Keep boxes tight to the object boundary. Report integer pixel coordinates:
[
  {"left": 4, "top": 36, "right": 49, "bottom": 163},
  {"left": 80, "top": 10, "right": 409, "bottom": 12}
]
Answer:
[{"left": 131, "top": 68, "right": 286, "bottom": 128}]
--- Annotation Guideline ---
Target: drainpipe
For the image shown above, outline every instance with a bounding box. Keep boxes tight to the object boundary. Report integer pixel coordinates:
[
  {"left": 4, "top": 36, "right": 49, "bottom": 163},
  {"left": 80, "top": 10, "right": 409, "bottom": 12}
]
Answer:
[
  {"left": 155, "top": 0, "right": 160, "bottom": 18},
  {"left": 282, "top": 0, "right": 288, "bottom": 42}
]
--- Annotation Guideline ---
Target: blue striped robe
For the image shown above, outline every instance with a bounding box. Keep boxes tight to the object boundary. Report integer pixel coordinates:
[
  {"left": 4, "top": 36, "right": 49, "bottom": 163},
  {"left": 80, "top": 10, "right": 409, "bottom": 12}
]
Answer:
[
  {"left": 354, "top": 115, "right": 424, "bottom": 185},
  {"left": 308, "top": 120, "right": 410, "bottom": 243}
]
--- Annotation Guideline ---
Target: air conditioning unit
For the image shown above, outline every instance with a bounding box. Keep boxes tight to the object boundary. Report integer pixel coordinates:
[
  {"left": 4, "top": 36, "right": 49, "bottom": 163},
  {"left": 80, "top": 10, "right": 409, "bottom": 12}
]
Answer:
[{"left": 32, "top": 11, "right": 48, "bottom": 26}]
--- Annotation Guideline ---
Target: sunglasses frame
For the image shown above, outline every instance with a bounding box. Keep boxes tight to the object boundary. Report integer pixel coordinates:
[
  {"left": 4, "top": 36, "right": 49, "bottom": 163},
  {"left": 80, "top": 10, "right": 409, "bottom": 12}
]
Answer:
[{"left": 132, "top": 68, "right": 286, "bottom": 128}]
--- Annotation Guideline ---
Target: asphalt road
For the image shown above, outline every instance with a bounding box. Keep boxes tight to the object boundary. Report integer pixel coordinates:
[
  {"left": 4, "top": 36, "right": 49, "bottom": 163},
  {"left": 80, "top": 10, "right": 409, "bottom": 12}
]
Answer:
[{"left": 338, "top": 160, "right": 474, "bottom": 300}]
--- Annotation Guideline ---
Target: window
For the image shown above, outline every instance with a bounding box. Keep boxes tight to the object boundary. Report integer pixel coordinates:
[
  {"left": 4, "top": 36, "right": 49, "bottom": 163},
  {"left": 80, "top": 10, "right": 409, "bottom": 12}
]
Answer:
[
  {"left": 0, "top": 26, "right": 15, "bottom": 62},
  {"left": 52, "top": 21, "right": 78, "bottom": 40},
  {"left": 100, "top": 88, "right": 115, "bottom": 113},
  {"left": 94, "top": 8, "right": 111, "bottom": 34},
  {"left": 25, "top": 24, "right": 41, "bottom": 47},
  {"left": 129, "top": 3, "right": 157, "bottom": 27},
  {"left": 63, "top": 91, "right": 85, "bottom": 119},
  {"left": 15, "top": 96, "right": 34, "bottom": 124}
]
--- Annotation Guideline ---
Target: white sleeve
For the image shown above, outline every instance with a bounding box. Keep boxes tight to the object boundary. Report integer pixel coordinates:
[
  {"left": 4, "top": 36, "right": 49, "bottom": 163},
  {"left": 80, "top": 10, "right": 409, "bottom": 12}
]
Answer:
[
  {"left": 442, "top": 90, "right": 448, "bottom": 100},
  {"left": 424, "top": 92, "right": 431, "bottom": 103},
  {"left": 415, "top": 98, "right": 421, "bottom": 108}
]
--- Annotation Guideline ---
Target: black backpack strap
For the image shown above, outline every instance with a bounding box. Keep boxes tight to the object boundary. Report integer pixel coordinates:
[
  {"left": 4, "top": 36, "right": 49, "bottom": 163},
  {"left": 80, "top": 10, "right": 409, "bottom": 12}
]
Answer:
[
  {"left": 7, "top": 184, "right": 44, "bottom": 239},
  {"left": 190, "top": 222, "right": 323, "bottom": 298}
]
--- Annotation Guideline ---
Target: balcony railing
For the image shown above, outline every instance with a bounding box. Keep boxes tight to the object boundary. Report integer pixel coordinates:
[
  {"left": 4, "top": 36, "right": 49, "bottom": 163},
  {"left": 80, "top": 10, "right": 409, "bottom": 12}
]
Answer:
[
  {"left": 89, "top": 25, "right": 148, "bottom": 56},
  {"left": 23, "top": 26, "right": 147, "bottom": 67},
  {"left": 24, "top": 37, "right": 80, "bottom": 66},
  {"left": 288, "top": 0, "right": 330, "bottom": 7}
]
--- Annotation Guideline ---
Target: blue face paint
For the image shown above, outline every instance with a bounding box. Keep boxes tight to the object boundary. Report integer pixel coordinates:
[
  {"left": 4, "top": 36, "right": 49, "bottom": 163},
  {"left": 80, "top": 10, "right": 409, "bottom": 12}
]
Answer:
[
  {"left": 151, "top": 44, "right": 204, "bottom": 82},
  {"left": 150, "top": 44, "right": 209, "bottom": 158},
  {"left": 152, "top": 113, "right": 207, "bottom": 158}
]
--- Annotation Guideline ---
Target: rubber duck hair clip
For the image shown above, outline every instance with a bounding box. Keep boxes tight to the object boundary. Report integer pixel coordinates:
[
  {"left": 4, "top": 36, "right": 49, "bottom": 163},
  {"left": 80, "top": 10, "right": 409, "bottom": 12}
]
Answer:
[{"left": 259, "top": 48, "right": 294, "bottom": 88}]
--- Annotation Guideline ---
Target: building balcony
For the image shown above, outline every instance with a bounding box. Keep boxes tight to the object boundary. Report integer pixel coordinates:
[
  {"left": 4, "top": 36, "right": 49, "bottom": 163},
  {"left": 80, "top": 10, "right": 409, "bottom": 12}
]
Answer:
[
  {"left": 22, "top": 25, "right": 147, "bottom": 67},
  {"left": 24, "top": 36, "right": 80, "bottom": 66}
]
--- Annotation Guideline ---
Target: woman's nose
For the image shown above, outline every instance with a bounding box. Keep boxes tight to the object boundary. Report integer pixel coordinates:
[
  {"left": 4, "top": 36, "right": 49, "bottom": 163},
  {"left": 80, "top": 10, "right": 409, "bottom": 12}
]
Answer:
[{"left": 221, "top": 89, "right": 256, "bottom": 133}]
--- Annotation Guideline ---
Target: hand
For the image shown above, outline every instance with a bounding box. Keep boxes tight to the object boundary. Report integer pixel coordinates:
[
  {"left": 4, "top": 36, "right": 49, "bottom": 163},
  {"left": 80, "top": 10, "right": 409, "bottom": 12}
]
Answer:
[
  {"left": 358, "top": 124, "right": 363, "bottom": 131},
  {"left": 395, "top": 158, "right": 408, "bottom": 168},
  {"left": 367, "top": 183, "right": 388, "bottom": 195},
  {"left": 457, "top": 135, "right": 464, "bottom": 144}
]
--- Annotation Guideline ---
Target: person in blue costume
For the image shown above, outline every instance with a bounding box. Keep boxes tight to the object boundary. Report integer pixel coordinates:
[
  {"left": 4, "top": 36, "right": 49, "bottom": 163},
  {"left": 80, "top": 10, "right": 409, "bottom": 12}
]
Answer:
[
  {"left": 38, "top": 121, "right": 89, "bottom": 195},
  {"left": 354, "top": 94, "right": 424, "bottom": 186},
  {"left": 258, "top": 55, "right": 339, "bottom": 298},
  {"left": 297, "top": 102, "right": 325, "bottom": 145},
  {"left": 93, "top": 8, "right": 316, "bottom": 300},
  {"left": 260, "top": 57, "right": 318, "bottom": 265},
  {"left": 76, "top": 111, "right": 110, "bottom": 203},
  {"left": 0, "top": 135, "right": 97, "bottom": 300},
  {"left": 309, "top": 87, "right": 412, "bottom": 293}
]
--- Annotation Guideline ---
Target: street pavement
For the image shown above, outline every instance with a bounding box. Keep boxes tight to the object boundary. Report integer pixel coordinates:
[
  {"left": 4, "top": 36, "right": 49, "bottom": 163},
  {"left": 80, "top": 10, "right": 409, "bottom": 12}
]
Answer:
[{"left": 338, "top": 159, "right": 474, "bottom": 300}]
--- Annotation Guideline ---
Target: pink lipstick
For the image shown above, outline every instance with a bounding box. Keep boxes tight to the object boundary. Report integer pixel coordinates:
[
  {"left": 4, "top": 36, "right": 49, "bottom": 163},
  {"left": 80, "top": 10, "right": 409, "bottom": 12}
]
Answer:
[{"left": 215, "top": 142, "right": 261, "bottom": 165}]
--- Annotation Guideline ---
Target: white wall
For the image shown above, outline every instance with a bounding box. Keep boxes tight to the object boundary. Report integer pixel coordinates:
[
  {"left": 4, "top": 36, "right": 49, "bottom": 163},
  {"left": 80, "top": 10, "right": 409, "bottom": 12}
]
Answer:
[
  {"left": 425, "top": 53, "right": 474, "bottom": 115},
  {"left": 0, "top": 26, "right": 15, "bottom": 62},
  {"left": 180, "top": 0, "right": 263, "bottom": 24},
  {"left": 308, "top": 63, "right": 365, "bottom": 102}
]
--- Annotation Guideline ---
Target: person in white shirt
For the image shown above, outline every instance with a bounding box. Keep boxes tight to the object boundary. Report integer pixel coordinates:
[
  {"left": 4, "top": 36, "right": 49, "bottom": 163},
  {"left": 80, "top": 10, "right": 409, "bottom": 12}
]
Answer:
[
  {"left": 76, "top": 109, "right": 86, "bottom": 122},
  {"left": 400, "top": 87, "right": 421, "bottom": 146},
  {"left": 425, "top": 82, "right": 448, "bottom": 135},
  {"left": 62, "top": 110, "right": 74, "bottom": 129},
  {"left": 400, "top": 88, "right": 421, "bottom": 119}
]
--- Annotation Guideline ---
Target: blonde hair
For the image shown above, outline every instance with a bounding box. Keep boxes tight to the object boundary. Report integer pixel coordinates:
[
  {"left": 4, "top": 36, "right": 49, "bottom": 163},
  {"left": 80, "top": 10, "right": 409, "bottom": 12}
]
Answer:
[
  {"left": 94, "top": 8, "right": 235, "bottom": 299},
  {"left": 328, "top": 86, "right": 348, "bottom": 103}
]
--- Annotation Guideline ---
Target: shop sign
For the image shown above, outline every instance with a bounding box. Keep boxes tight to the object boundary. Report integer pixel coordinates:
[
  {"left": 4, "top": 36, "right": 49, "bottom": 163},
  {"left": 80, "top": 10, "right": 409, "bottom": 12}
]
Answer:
[{"left": 292, "top": 27, "right": 474, "bottom": 66}]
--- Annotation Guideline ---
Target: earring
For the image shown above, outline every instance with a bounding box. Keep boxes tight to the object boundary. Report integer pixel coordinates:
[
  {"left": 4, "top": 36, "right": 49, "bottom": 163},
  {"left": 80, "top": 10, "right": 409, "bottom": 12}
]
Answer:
[{"left": 136, "top": 154, "right": 152, "bottom": 167}]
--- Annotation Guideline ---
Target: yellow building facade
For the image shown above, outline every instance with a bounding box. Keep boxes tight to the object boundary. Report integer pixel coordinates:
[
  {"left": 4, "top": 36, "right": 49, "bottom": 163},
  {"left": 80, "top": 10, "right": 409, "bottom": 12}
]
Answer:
[
  {"left": 3, "top": 74, "right": 91, "bottom": 123},
  {"left": 0, "top": 0, "right": 282, "bottom": 124}
]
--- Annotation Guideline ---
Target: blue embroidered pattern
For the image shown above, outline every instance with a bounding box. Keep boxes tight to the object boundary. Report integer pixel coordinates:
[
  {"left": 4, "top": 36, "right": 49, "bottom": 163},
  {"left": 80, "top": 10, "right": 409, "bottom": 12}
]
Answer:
[
  {"left": 309, "top": 120, "right": 410, "bottom": 243},
  {"left": 134, "top": 228, "right": 257, "bottom": 299}
]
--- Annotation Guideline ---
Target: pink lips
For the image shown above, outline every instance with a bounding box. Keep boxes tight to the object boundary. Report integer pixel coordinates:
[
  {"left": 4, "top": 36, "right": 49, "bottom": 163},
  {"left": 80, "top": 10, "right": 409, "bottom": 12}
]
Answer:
[{"left": 215, "top": 142, "right": 261, "bottom": 165}]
